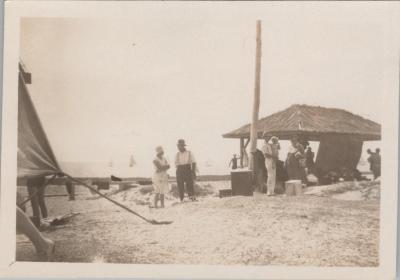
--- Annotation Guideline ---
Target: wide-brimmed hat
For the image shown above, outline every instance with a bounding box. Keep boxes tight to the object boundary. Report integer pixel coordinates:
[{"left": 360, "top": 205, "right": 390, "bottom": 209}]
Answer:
[
  {"left": 155, "top": 146, "right": 164, "bottom": 154},
  {"left": 261, "top": 132, "right": 270, "bottom": 139},
  {"left": 177, "top": 139, "right": 187, "bottom": 146}
]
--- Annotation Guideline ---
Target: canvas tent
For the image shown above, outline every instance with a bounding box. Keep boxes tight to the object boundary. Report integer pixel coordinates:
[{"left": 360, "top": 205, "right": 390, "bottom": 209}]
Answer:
[
  {"left": 223, "top": 104, "right": 381, "bottom": 176},
  {"left": 18, "top": 62, "right": 62, "bottom": 179}
]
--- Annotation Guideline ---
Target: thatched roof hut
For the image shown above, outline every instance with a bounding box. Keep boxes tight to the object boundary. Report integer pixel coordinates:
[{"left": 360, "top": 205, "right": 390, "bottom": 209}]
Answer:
[
  {"left": 223, "top": 104, "right": 381, "bottom": 141},
  {"left": 223, "top": 104, "right": 381, "bottom": 176}
]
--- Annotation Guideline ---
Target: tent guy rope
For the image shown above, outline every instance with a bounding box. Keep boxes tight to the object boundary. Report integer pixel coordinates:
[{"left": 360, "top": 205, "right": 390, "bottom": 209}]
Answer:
[
  {"left": 65, "top": 174, "right": 173, "bottom": 225},
  {"left": 18, "top": 174, "right": 57, "bottom": 208}
]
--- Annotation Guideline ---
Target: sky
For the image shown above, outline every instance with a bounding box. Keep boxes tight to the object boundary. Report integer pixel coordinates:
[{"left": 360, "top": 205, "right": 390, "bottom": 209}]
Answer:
[{"left": 19, "top": 3, "right": 398, "bottom": 177}]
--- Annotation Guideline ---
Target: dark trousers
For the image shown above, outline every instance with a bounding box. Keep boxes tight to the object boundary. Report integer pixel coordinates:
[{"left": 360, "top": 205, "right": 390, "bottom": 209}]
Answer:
[
  {"left": 176, "top": 165, "right": 194, "bottom": 201},
  {"left": 27, "top": 177, "right": 48, "bottom": 219},
  {"left": 372, "top": 166, "right": 381, "bottom": 179},
  {"left": 66, "top": 182, "right": 75, "bottom": 200},
  {"left": 27, "top": 185, "right": 47, "bottom": 219}
]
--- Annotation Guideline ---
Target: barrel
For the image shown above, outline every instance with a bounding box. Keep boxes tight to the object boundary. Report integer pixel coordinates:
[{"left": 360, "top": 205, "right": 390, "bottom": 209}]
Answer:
[
  {"left": 285, "top": 180, "right": 302, "bottom": 196},
  {"left": 231, "top": 170, "right": 253, "bottom": 196}
]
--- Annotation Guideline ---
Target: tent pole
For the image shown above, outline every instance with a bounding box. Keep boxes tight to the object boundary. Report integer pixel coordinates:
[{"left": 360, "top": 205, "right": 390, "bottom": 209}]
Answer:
[
  {"left": 64, "top": 174, "right": 172, "bottom": 225},
  {"left": 249, "top": 20, "right": 262, "bottom": 170}
]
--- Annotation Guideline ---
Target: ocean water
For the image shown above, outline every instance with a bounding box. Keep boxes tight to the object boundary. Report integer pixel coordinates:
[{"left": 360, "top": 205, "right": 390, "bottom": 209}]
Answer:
[
  {"left": 59, "top": 161, "right": 144, "bottom": 178},
  {"left": 59, "top": 161, "right": 230, "bottom": 178},
  {"left": 60, "top": 158, "right": 370, "bottom": 178},
  {"left": 58, "top": 139, "right": 375, "bottom": 178}
]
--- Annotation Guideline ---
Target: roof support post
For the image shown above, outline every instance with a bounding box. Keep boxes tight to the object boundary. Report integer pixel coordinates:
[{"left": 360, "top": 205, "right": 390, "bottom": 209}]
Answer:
[
  {"left": 244, "top": 138, "right": 250, "bottom": 148},
  {"left": 240, "top": 138, "right": 244, "bottom": 168}
]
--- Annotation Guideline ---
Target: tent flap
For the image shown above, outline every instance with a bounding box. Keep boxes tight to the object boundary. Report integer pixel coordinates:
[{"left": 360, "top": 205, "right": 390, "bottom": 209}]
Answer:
[{"left": 17, "top": 72, "right": 61, "bottom": 178}]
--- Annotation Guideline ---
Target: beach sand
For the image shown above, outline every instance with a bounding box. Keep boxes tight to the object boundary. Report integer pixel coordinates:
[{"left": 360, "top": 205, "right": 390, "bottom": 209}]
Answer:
[{"left": 16, "top": 181, "right": 379, "bottom": 266}]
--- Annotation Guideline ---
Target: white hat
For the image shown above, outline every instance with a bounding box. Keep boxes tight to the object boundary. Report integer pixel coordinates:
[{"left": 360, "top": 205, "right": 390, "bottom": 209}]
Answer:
[
  {"left": 262, "top": 131, "right": 270, "bottom": 139},
  {"left": 155, "top": 146, "right": 164, "bottom": 154}
]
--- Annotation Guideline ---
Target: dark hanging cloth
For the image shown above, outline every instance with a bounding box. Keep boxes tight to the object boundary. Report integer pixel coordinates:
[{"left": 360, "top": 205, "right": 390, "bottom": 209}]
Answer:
[
  {"left": 276, "top": 160, "right": 288, "bottom": 182},
  {"left": 315, "top": 135, "right": 363, "bottom": 178}
]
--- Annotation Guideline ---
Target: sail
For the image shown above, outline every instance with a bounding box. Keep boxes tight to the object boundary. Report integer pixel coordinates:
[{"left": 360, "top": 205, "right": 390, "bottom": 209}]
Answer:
[{"left": 129, "top": 155, "right": 136, "bottom": 167}]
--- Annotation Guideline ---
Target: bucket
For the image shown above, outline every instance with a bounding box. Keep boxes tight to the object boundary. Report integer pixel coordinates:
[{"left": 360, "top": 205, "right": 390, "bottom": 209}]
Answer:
[
  {"left": 285, "top": 180, "right": 302, "bottom": 196},
  {"left": 294, "top": 181, "right": 303, "bottom": 195}
]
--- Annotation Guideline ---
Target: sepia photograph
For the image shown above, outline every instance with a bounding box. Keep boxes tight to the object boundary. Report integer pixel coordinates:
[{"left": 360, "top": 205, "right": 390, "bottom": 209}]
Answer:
[{"left": 1, "top": 1, "right": 399, "bottom": 279}]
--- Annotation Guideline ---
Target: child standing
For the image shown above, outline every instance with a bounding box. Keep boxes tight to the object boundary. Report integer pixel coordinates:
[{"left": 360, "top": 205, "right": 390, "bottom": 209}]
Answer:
[{"left": 152, "top": 146, "right": 170, "bottom": 208}]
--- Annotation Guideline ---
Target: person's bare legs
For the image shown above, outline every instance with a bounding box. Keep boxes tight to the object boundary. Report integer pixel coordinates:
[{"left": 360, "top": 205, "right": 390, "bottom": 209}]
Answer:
[{"left": 16, "top": 207, "right": 54, "bottom": 260}]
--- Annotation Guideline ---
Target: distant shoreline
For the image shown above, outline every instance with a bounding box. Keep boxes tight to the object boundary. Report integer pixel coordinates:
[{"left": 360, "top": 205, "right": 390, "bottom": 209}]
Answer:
[
  {"left": 17, "top": 174, "right": 232, "bottom": 186},
  {"left": 16, "top": 172, "right": 374, "bottom": 186}
]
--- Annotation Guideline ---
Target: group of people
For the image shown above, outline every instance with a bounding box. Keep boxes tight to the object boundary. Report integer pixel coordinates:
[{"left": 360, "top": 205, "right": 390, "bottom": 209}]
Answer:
[
  {"left": 367, "top": 148, "right": 381, "bottom": 179},
  {"left": 252, "top": 133, "right": 313, "bottom": 195},
  {"left": 151, "top": 139, "right": 198, "bottom": 208},
  {"left": 243, "top": 134, "right": 382, "bottom": 194}
]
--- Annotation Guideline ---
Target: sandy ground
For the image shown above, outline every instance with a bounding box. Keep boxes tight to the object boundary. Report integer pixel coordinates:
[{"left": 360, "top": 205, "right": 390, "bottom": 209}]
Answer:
[{"left": 16, "top": 181, "right": 379, "bottom": 266}]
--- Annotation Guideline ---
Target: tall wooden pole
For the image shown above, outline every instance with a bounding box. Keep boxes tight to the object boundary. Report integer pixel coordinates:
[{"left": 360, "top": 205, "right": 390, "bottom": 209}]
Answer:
[{"left": 249, "top": 20, "right": 262, "bottom": 170}]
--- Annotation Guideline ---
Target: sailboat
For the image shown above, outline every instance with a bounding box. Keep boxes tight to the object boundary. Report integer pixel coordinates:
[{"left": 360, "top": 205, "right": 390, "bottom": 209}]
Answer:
[
  {"left": 108, "top": 159, "right": 114, "bottom": 168},
  {"left": 129, "top": 155, "right": 136, "bottom": 167}
]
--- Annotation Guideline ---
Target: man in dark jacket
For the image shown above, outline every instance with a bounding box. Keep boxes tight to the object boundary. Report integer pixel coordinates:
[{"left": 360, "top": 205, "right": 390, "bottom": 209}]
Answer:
[
  {"left": 305, "top": 147, "right": 315, "bottom": 174},
  {"left": 372, "top": 148, "right": 381, "bottom": 179}
]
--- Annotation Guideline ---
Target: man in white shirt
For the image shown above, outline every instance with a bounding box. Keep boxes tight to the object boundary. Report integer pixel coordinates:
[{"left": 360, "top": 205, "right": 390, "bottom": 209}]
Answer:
[
  {"left": 261, "top": 133, "right": 280, "bottom": 196},
  {"left": 175, "top": 139, "right": 197, "bottom": 202}
]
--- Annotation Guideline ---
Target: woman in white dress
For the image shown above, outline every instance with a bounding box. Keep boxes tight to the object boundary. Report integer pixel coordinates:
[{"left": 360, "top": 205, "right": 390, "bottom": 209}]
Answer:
[{"left": 153, "top": 146, "right": 170, "bottom": 208}]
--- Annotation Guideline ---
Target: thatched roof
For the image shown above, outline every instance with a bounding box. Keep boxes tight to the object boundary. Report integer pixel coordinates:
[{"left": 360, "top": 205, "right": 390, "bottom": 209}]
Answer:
[{"left": 223, "top": 104, "right": 381, "bottom": 141}]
